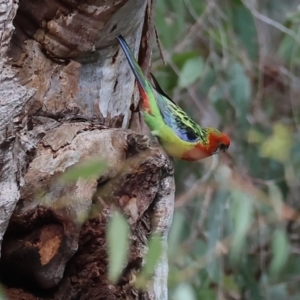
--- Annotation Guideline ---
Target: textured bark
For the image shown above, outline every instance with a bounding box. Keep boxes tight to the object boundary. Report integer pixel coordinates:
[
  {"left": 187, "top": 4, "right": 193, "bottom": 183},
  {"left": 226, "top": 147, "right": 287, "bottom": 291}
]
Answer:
[{"left": 0, "top": 0, "right": 174, "bottom": 299}]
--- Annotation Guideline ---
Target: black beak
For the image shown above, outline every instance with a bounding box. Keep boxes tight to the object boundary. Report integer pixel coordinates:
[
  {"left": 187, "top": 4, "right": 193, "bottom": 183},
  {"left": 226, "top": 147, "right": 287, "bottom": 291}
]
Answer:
[{"left": 219, "top": 144, "right": 228, "bottom": 153}]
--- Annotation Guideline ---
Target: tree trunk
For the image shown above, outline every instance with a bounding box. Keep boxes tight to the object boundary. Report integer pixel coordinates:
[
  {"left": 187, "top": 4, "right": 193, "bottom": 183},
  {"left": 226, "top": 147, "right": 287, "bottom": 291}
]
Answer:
[{"left": 0, "top": 1, "right": 174, "bottom": 299}]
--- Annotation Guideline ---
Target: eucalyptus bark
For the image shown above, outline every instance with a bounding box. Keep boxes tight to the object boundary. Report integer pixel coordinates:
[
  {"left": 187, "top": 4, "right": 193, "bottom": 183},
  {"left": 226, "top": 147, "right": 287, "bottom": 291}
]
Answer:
[{"left": 0, "top": 1, "right": 174, "bottom": 299}]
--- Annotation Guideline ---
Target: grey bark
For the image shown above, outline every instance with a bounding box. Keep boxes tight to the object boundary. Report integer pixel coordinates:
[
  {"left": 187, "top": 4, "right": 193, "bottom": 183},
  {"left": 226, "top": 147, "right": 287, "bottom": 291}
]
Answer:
[{"left": 0, "top": 0, "right": 174, "bottom": 299}]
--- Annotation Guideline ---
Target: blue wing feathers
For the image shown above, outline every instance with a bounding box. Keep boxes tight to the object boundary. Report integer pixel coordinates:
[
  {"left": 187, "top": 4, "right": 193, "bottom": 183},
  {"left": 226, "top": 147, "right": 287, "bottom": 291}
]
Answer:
[{"left": 152, "top": 89, "right": 201, "bottom": 143}]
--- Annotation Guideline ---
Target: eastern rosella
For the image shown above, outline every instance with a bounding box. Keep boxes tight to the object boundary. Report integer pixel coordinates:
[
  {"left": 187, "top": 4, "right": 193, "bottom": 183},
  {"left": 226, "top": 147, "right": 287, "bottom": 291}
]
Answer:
[{"left": 117, "top": 35, "right": 230, "bottom": 161}]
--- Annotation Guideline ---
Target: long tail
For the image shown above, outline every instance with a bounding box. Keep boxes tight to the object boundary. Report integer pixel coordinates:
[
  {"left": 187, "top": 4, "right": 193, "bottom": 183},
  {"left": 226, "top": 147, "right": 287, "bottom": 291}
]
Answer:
[{"left": 117, "top": 35, "right": 148, "bottom": 91}]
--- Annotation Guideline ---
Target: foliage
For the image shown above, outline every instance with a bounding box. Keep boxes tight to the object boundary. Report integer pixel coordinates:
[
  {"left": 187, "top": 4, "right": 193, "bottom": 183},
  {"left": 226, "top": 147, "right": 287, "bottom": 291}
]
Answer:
[
  {"left": 154, "top": 0, "right": 300, "bottom": 299},
  {"left": 61, "top": 158, "right": 106, "bottom": 182},
  {"left": 107, "top": 211, "right": 130, "bottom": 283}
]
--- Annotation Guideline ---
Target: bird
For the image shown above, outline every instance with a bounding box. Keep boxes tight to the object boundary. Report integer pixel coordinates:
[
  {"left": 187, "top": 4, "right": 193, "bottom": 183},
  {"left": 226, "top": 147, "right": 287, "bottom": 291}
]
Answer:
[{"left": 117, "top": 35, "right": 230, "bottom": 161}]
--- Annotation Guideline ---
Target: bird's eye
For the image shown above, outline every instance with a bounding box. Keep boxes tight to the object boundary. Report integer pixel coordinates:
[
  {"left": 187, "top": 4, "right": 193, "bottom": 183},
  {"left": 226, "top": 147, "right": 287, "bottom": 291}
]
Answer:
[{"left": 218, "top": 143, "right": 228, "bottom": 152}]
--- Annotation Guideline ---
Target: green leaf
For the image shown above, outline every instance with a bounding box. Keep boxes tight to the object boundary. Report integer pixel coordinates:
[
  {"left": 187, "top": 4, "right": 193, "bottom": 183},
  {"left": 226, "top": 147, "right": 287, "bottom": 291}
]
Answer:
[
  {"left": 230, "top": 190, "right": 253, "bottom": 260},
  {"left": 268, "top": 184, "right": 283, "bottom": 218},
  {"left": 173, "top": 283, "right": 196, "bottom": 300},
  {"left": 61, "top": 158, "right": 106, "bottom": 182},
  {"left": 248, "top": 129, "right": 265, "bottom": 144},
  {"left": 260, "top": 123, "right": 293, "bottom": 163},
  {"left": 196, "top": 288, "right": 216, "bottom": 300},
  {"left": 199, "top": 66, "right": 216, "bottom": 94},
  {"left": 206, "top": 191, "right": 228, "bottom": 281},
  {"left": 228, "top": 62, "right": 251, "bottom": 127},
  {"left": 172, "top": 52, "right": 200, "bottom": 69},
  {"left": 228, "top": 62, "right": 250, "bottom": 94},
  {"left": 168, "top": 212, "right": 184, "bottom": 257},
  {"left": 178, "top": 56, "right": 205, "bottom": 88},
  {"left": 232, "top": 5, "right": 258, "bottom": 59},
  {"left": 266, "top": 283, "right": 290, "bottom": 300},
  {"left": 269, "top": 229, "right": 289, "bottom": 275},
  {"left": 278, "top": 35, "right": 297, "bottom": 61},
  {"left": 288, "top": 138, "right": 300, "bottom": 185},
  {"left": 277, "top": 20, "right": 300, "bottom": 66},
  {"left": 223, "top": 275, "right": 240, "bottom": 294},
  {"left": 107, "top": 211, "right": 129, "bottom": 283},
  {"left": 155, "top": 1, "right": 186, "bottom": 49},
  {"left": 142, "top": 234, "right": 163, "bottom": 277}
]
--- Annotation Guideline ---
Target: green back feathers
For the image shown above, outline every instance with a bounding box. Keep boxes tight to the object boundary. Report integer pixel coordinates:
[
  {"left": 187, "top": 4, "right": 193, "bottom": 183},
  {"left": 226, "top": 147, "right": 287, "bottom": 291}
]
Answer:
[{"left": 118, "top": 35, "right": 209, "bottom": 144}]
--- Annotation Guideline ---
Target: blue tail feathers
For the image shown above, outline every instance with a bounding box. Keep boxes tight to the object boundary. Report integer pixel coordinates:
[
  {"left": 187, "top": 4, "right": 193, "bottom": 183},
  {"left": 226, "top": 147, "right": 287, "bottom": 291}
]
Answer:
[{"left": 117, "top": 35, "right": 147, "bottom": 91}]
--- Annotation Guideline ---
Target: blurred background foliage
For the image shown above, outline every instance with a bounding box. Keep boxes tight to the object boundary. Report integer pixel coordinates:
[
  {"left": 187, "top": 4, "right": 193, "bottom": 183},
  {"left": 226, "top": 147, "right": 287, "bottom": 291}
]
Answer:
[{"left": 152, "top": 0, "right": 300, "bottom": 299}]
